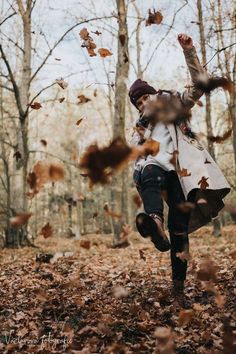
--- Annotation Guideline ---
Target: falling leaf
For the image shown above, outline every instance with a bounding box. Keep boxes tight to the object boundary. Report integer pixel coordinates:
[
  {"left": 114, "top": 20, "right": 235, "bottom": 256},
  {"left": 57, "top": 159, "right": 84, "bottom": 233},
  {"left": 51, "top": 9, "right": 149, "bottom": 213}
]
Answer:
[
  {"left": 195, "top": 76, "right": 233, "bottom": 94},
  {"left": 104, "top": 202, "right": 122, "bottom": 219},
  {"left": 49, "top": 163, "right": 65, "bottom": 182},
  {"left": 80, "top": 240, "right": 91, "bottom": 250},
  {"left": 178, "top": 168, "right": 191, "bottom": 177},
  {"left": 40, "top": 222, "right": 53, "bottom": 238},
  {"left": 58, "top": 97, "right": 65, "bottom": 103},
  {"left": 178, "top": 309, "right": 194, "bottom": 326},
  {"left": 207, "top": 129, "right": 232, "bottom": 143},
  {"left": 197, "top": 258, "right": 217, "bottom": 282},
  {"left": 92, "top": 30, "right": 102, "bottom": 36},
  {"left": 40, "top": 139, "right": 47, "bottom": 147},
  {"left": 77, "top": 94, "right": 91, "bottom": 104},
  {"left": 13, "top": 151, "right": 22, "bottom": 162},
  {"left": 169, "top": 150, "right": 179, "bottom": 169},
  {"left": 146, "top": 9, "right": 163, "bottom": 26},
  {"left": 28, "top": 102, "right": 42, "bottom": 110},
  {"left": 204, "top": 158, "right": 211, "bottom": 164},
  {"left": 56, "top": 78, "right": 68, "bottom": 89},
  {"left": 27, "top": 172, "right": 37, "bottom": 190},
  {"left": 142, "top": 139, "right": 160, "bottom": 156},
  {"left": 76, "top": 118, "right": 84, "bottom": 126},
  {"left": 93, "top": 89, "right": 97, "bottom": 97},
  {"left": 79, "top": 28, "right": 97, "bottom": 57},
  {"left": 133, "top": 193, "right": 142, "bottom": 208},
  {"left": 198, "top": 176, "right": 209, "bottom": 189},
  {"left": 55, "top": 58, "right": 61, "bottom": 61},
  {"left": 98, "top": 48, "right": 113, "bottom": 58},
  {"left": 139, "top": 249, "right": 146, "bottom": 261},
  {"left": 10, "top": 212, "right": 32, "bottom": 228}
]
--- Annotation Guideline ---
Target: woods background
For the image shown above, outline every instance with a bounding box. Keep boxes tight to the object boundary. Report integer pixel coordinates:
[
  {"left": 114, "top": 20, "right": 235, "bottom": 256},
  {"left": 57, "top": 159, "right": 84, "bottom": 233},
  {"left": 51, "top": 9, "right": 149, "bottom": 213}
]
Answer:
[{"left": 0, "top": 0, "right": 235, "bottom": 247}]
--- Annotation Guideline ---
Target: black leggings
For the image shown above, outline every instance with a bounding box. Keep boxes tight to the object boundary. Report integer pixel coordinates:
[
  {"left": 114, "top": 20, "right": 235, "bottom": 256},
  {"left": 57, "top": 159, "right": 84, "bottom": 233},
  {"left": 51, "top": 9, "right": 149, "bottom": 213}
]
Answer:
[{"left": 134, "top": 164, "right": 194, "bottom": 281}]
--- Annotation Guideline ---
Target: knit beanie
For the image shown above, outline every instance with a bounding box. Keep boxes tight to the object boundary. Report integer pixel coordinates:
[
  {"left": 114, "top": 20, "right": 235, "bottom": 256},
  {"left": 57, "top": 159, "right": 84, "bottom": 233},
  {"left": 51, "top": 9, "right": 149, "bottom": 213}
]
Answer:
[{"left": 128, "top": 79, "right": 157, "bottom": 107}]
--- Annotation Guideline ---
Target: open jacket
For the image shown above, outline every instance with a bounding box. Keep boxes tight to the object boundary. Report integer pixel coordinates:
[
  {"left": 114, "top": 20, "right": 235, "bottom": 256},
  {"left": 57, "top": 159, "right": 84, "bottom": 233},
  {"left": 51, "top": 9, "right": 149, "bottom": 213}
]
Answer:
[{"left": 131, "top": 47, "right": 231, "bottom": 234}]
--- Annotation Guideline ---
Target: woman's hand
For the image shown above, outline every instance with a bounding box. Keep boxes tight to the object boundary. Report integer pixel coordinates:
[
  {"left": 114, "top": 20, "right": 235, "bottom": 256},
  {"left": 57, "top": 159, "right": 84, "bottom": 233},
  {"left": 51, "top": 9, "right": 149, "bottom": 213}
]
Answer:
[{"left": 178, "top": 33, "right": 194, "bottom": 49}]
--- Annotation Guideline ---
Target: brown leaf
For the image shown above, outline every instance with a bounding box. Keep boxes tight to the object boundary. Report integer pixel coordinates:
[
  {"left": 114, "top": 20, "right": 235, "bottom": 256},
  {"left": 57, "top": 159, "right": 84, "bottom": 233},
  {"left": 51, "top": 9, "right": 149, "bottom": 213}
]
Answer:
[
  {"left": 178, "top": 168, "right": 191, "bottom": 177},
  {"left": 178, "top": 309, "right": 194, "bottom": 326},
  {"left": 196, "top": 76, "right": 233, "bottom": 94},
  {"left": 56, "top": 78, "right": 68, "bottom": 89},
  {"left": 132, "top": 193, "right": 142, "bottom": 208},
  {"left": 79, "top": 28, "right": 97, "bottom": 57},
  {"left": 77, "top": 94, "right": 91, "bottom": 104},
  {"left": 139, "top": 249, "right": 146, "bottom": 261},
  {"left": 207, "top": 129, "right": 232, "bottom": 143},
  {"left": 146, "top": 9, "right": 163, "bottom": 26},
  {"left": 58, "top": 97, "right": 65, "bottom": 103},
  {"left": 204, "top": 158, "right": 211, "bottom": 164},
  {"left": 76, "top": 118, "right": 84, "bottom": 126},
  {"left": 197, "top": 258, "right": 217, "bottom": 282},
  {"left": 169, "top": 150, "right": 179, "bottom": 169},
  {"left": 198, "top": 176, "right": 209, "bottom": 189},
  {"left": 176, "top": 251, "right": 191, "bottom": 262},
  {"left": 142, "top": 138, "right": 160, "bottom": 156},
  {"left": 40, "top": 139, "right": 47, "bottom": 147},
  {"left": 80, "top": 240, "right": 91, "bottom": 250},
  {"left": 49, "top": 163, "right": 65, "bottom": 182},
  {"left": 40, "top": 222, "right": 53, "bottom": 238},
  {"left": 98, "top": 48, "right": 113, "bottom": 58},
  {"left": 104, "top": 202, "right": 122, "bottom": 219},
  {"left": 10, "top": 212, "right": 32, "bottom": 228},
  {"left": 28, "top": 102, "right": 42, "bottom": 110},
  {"left": 13, "top": 150, "right": 22, "bottom": 162},
  {"left": 92, "top": 30, "right": 102, "bottom": 36}
]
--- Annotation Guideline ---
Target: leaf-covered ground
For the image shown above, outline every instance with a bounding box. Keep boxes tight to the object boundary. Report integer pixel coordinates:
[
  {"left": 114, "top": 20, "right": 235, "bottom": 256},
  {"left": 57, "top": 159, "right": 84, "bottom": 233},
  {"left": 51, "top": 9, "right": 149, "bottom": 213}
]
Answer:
[{"left": 0, "top": 226, "right": 235, "bottom": 354}]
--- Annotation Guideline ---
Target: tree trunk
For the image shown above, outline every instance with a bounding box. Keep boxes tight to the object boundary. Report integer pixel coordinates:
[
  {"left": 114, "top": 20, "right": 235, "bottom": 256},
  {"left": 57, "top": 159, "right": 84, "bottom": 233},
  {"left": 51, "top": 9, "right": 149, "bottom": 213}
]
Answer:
[
  {"left": 111, "top": 0, "right": 129, "bottom": 243},
  {"left": 197, "top": 0, "right": 222, "bottom": 236}
]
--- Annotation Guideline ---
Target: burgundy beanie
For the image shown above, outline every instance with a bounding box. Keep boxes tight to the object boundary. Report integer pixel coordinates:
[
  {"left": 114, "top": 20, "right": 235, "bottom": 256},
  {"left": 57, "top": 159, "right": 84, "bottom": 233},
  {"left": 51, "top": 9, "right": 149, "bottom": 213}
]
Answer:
[{"left": 129, "top": 79, "right": 157, "bottom": 107}]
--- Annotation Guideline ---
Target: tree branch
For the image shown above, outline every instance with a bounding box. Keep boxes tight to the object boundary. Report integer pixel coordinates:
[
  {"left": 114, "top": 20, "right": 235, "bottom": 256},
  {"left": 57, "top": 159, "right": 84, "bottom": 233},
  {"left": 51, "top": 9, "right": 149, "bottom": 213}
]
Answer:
[
  {"left": 0, "top": 11, "right": 17, "bottom": 27},
  {"left": 203, "top": 42, "right": 236, "bottom": 67},
  {"left": 0, "top": 44, "right": 24, "bottom": 118},
  {"left": 30, "top": 15, "right": 115, "bottom": 83}
]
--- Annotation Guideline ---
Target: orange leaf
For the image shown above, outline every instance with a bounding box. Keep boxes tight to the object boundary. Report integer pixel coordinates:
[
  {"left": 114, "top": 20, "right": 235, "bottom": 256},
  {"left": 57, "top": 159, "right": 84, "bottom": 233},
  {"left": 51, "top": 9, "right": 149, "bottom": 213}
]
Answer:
[
  {"left": 98, "top": 48, "right": 113, "bottom": 58},
  {"left": 28, "top": 102, "right": 42, "bottom": 110},
  {"left": 10, "top": 212, "right": 32, "bottom": 228},
  {"left": 40, "top": 222, "right": 53, "bottom": 238},
  {"left": 146, "top": 9, "right": 163, "bottom": 26}
]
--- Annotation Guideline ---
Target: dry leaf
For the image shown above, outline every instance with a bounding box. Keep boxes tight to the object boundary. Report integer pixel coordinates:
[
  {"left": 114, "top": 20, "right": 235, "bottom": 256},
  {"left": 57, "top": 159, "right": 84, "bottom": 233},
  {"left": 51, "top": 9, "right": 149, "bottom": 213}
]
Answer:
[
  {"left": 76, "top": 118, "right": 84, "bottom": 126},
  {"left": 28, "top": 102, "right": 42, "bottom": 110},
  {"left": 198, "top": 176, "right": 209, "bottom": 189},
  {"left": 178, "top": 168, "right": 191, "bottom": 177},
  {"left": 40, "top": 139, "right": 47, "bottom": 147},
  {"left": 178, "top": 309, "right": 194, "bottom": 326},
  {"left": 58, "top": 97, "right": 65, "bottom": 103},
  {"left": 139, "top": 249, "right": 146, "bottom": 261},
  {"left": 40, "top": 222, "right": 53, "bottom": 238},
  {"left": 80, "top": 240, "right": 91, "bottom": 250},
  {"left": 78, "top": 94, "right": 91, "bottom": 104},
  {"left": 56, "top": 78, "right": 68, "bottom": 89},
  {"left": 146, "top": 9, "right": 163, "bottom": 26},
  {"left": 10, "top": 212, "right": 32, "bottom": 228},
  {"left": 98, "top": 48, "right": 113, "bottom": 58}
]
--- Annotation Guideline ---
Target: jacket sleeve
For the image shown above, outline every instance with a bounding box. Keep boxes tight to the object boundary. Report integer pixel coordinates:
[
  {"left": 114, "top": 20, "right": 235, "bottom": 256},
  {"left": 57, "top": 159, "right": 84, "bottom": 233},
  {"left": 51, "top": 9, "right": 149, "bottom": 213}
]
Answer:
[{"left": 180, "top": 46, "right": 209, "bottom": 108}]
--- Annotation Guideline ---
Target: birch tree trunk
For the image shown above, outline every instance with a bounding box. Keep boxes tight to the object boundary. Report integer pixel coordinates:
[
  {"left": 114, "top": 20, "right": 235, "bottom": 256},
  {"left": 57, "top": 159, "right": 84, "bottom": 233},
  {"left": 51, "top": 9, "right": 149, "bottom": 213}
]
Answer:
[
  {"left": 197, "top": 0, "right": 222, "bottom": 236},
  {"left": 111, "top": 0, "right": 129, "bottom": 243}
]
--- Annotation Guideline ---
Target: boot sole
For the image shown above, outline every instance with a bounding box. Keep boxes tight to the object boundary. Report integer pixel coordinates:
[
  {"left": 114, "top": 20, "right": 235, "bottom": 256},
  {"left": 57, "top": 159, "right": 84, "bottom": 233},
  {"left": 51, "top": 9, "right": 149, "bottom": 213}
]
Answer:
[{"left": 136, "top": 213, "right": 170, "bottom": 252}]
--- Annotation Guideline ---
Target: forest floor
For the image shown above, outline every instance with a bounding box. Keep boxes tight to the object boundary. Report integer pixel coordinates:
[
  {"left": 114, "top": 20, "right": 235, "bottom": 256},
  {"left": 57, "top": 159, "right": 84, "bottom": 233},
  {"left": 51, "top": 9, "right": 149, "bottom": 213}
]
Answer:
[{"left": 0, "top": 225, "right": 235, "bottom": 354}]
